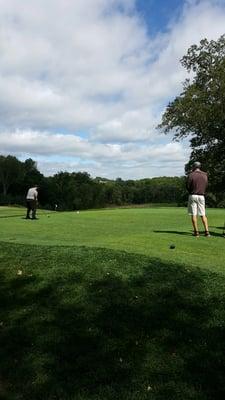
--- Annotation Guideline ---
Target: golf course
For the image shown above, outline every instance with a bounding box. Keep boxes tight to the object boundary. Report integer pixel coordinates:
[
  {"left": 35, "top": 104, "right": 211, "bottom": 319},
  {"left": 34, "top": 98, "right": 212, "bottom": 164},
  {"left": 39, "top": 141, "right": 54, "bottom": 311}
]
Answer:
[{"left": 1, "top": 206, "right": 225, "bottom": 400}]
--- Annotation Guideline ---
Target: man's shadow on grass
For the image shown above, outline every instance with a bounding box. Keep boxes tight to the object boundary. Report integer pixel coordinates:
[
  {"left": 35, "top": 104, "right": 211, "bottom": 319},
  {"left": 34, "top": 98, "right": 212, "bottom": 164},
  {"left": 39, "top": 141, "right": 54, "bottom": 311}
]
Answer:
[
  {"left": 1, "top": 250, "right": 225, "bottom": 400},
  {"left": 154, "top": 230, "right": 192, "bottom": 236},
  {"left": 0, "top": 214, "right": 24, "bottom": 219},
  {"left": 212, "top": 226, "right": 225, "bottom": 236},
  {"left": 155, "top": 229, "right": 225, "bottom": 237}
]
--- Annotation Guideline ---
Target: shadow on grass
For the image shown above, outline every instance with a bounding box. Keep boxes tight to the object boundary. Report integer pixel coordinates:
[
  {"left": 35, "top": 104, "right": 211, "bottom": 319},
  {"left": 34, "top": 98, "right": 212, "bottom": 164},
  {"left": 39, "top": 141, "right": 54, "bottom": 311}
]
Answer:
[
  {"left": 210, "top": 226, "right": 225, "bottom": 236},
  {"left": 205, "top": 231, "right": 224, "bottom": 237},
  {"left": 154, "top": 230, "right": 192, "bottom": 236},
  {"left": 0, "top": 214, "right": 24, "bottom": 219},
  {"left": 208, "top": 226, "right": 225, "bottom": 237},
  {"left": 1, "top": 248, "right": 225, "bottom": 400},
  {"left": 155, "top": 229, "right": 225, "bottom": 238}
]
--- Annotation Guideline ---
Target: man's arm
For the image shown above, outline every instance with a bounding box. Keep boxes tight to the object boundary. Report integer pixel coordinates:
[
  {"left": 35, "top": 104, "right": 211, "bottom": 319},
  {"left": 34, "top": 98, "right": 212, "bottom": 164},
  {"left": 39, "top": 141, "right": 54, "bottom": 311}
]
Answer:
[
  {"left": 186, "top": 175, "right": 192, "bottom": 193},
  {"left": 205, "top": 173, "right": 208, "bottom": 188},
  {"left": 34, "top": 189, "right": 38, "bottom": 201}
]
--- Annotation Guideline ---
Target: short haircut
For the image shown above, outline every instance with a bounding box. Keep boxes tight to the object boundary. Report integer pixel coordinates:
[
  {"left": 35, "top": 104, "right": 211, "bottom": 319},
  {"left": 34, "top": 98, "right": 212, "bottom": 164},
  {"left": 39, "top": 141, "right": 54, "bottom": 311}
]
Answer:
[{"left": 193, "top": 161, "right": 201, "bottom": 170}]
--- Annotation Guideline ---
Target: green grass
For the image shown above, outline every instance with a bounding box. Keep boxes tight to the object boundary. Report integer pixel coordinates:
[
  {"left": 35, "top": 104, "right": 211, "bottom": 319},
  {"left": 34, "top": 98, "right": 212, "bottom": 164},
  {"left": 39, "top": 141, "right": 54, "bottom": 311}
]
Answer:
[
  {"left": 0, "top": 206, "right": 225, "bottom": 271},
  {"left": 0, "top": 206, "right": 225, "bottom": 399}
]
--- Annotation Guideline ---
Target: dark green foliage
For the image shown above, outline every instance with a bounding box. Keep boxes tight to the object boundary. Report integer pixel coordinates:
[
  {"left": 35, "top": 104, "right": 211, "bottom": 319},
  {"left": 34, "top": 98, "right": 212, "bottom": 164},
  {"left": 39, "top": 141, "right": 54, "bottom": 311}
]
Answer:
[
  {"left": 159, "top": 35, "right": 225, "bottom": 202},
  {"left": 1, "top": 242, "right": 225, "bottom": 399},
  {"left": 0, "top": 155, "right": 44, "bottom": 203},
  {"left": 0, "top": 155, "right": 25, "bottom": 196},
  {"left": 23, "top": 158, "right": 44, "bottom": 189},
  {"left": 0, "top": 154, "right": 186, "bottom": 210}
]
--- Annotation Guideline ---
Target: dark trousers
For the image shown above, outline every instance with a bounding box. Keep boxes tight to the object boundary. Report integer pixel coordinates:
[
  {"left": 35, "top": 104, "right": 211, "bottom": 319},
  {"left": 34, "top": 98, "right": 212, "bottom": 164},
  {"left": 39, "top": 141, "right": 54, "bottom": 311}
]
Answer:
[{"left": 26, "top": 200, "right": 37, "bottom": 219}]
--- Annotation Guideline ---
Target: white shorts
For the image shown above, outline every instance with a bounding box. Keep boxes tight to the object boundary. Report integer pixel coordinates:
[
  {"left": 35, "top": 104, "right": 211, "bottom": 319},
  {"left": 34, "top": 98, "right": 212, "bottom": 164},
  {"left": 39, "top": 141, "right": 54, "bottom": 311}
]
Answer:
[{"left": 188, "top": 195, "right": 206, "bottom": 216}]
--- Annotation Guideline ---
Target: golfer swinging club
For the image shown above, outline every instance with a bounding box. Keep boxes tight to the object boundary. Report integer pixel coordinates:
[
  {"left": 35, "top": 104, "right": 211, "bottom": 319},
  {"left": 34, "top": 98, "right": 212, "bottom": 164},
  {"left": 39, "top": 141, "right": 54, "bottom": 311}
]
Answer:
[
  {"left": 25, "top": 185, "right": 39, "bottom": 220},
  {"left": 187, "top": 161, "right": 210, "bottom": 237}
]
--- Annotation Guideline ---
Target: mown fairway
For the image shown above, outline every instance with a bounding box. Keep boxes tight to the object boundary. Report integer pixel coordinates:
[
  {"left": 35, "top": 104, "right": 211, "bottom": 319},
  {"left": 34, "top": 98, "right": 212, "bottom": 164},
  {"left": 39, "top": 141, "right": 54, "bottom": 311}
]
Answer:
[
  {"left": 0, "top": 206, "right": 225, "bottom": 271},
  {"left": 1, "top": 206, "right": 225, "bottom": 400}
]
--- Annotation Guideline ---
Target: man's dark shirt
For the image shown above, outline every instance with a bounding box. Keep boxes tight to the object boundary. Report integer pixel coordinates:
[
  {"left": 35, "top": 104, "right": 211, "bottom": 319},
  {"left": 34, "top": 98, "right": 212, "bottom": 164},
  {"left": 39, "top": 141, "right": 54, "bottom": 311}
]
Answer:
[{"left": 187, "top": 169, "right": 208, "bottom": 195}]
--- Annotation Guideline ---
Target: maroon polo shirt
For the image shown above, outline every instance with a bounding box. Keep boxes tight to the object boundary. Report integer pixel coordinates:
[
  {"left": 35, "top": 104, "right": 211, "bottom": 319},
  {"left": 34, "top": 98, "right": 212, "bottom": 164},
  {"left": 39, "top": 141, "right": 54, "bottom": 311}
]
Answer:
[{"left": 187, "top": 169, "right": 208, "bottom": 195}]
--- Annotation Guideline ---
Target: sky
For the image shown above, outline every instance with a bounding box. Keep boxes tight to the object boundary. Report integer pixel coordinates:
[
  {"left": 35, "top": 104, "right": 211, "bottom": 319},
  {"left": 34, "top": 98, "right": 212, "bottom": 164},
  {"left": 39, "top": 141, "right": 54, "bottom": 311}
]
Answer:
[{"left": 0, "top": 0, "right": 225, "bottom": 179}]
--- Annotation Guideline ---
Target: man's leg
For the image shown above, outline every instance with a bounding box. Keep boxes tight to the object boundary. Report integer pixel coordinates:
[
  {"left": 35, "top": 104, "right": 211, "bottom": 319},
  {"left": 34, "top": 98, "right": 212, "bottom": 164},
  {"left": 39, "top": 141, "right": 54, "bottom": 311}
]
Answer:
[
  {"left": 31, "top": 200, "right": 38, "bottom": 219},
  {"left": 26, "top": 201, "right": 31, "bottom": 219},
  {"left": 198, "top": 196, "right": 210, "bottom": 236},
  {"left": 191, "top": 215, "right": 199, "bottom": 236},
  {"left": 201, "top": 215, "right": 210, "bottom": 235},
  {"left": 31, "top": 208, "right": 36, "bottom": 219},
  {"left": 188, "top": 195, "right": 199, "bottom": 235}
]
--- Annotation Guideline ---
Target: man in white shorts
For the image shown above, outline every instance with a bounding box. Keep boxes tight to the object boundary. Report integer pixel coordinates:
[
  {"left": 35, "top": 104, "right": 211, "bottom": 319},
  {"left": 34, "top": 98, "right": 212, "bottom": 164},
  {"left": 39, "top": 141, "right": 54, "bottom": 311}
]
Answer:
[
  {"left": 187, "top": 162, "right": 210, "bottom": 237},
  {"left": 26, "top": 185, "right": 39, "bottom": 220}
]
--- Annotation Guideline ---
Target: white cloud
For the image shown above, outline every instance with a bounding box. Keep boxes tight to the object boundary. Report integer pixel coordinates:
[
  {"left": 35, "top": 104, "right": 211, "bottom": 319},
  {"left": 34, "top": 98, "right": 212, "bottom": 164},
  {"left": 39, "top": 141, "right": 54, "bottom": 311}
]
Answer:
[
  {"left": 0, "top": 0, "right": 224, "bottom": 178},
  {"left": 0, "top": 129, "right": 188, "bottom": 179},
  {"left": 93, "top": 107, "right": 161, "bottom": 142},
  {"left": 0, "top": 129, "right": 184, "bottom": 160}
]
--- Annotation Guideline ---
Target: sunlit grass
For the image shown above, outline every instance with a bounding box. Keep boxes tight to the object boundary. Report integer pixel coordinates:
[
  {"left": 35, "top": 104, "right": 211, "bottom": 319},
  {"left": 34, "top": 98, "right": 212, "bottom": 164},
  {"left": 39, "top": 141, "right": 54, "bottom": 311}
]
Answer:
[
  {"left": 1, "top": 206, "right": 225, "bottom": 399},
  {"left": 0, "top": 206, "right": 224, "bottom": 271}
]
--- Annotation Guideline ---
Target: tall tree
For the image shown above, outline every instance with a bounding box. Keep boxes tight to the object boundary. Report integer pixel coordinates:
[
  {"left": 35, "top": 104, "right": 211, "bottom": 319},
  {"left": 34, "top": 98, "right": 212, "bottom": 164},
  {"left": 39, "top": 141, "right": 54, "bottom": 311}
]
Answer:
[
  {"left": 158, "top": 35, "right": 225, "bottom": 201},
  {"left": 0, "top": 155, "right": 24, "bottom": 195},
  {"left": 23, "top": 158, "right": 44, "bottom": 187}
]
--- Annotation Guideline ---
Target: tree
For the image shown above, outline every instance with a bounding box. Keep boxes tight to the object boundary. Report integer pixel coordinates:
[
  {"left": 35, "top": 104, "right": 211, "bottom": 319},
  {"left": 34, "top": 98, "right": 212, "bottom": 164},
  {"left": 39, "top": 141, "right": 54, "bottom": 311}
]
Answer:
[
  {"left": 0, "top": 155, "right": 24, "bottom": 196},
  {"left": 158, "top": 35, "right": 225, "bottom": 201},
  {"left": 22, "top": 158, "right": 44, "bottom": 192}
]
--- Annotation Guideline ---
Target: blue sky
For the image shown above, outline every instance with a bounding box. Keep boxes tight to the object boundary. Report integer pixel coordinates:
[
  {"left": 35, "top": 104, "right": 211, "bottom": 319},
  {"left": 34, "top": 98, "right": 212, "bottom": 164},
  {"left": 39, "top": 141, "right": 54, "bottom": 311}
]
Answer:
[
  {"left": 0, "top": 0, "right": 225, "bottom": 179},
  {"left": 136, "top": 0, "right": 184, "bottom": 35}
]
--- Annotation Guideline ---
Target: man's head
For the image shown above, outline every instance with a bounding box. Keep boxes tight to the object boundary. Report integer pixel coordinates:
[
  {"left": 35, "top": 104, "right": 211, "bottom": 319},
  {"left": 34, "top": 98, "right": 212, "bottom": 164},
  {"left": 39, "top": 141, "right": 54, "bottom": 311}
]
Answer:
[{"left": 192, "top": 161, "right": 201, "bottom": 170}]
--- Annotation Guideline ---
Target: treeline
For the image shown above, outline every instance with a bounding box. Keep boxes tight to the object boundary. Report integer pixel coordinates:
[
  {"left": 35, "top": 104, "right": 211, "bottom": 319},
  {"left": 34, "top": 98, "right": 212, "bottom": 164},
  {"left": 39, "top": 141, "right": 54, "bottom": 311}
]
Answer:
[
  {"left": 0, "top": 154, "right": 187, "bottom": 210},
  {"left": 0, "top": 154, "right": 220, "bottom": 210}
]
